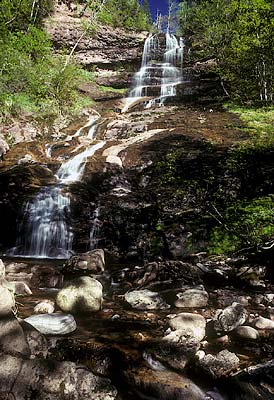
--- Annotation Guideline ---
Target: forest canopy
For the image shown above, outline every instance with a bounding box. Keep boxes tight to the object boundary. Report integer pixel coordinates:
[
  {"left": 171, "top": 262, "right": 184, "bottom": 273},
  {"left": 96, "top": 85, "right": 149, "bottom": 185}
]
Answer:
[{"left": 178, "top": 0, "right": 274, "bottom": 102}]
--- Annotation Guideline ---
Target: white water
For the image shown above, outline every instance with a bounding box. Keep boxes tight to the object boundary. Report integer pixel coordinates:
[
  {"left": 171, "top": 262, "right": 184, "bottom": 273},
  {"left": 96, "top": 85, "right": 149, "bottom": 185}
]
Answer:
[
  {"left": 89, "top": 205, "right": 101, "bottom": 250},
  {"left": 123, "top": 32, "right": 184, "bottom": 112},
  {"left": 9, "top": 119, "right": 105, "bottom": 258}
]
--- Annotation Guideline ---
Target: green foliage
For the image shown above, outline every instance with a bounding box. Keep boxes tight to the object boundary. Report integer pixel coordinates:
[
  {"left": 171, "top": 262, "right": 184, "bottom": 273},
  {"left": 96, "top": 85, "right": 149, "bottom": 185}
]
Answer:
[
  {"left": 97, "top": 0, "right": 152, "bottom": 31},
  {"left": 0, "top": 28, "right": 92, "bottom": 123},
  {"left": 179, "top": 0, "right": 274, "bottom": 101},
  {"left": 209, "top": 195, "right": 274, "bottom": 254},
  {"left": 0, "top": 0, "right": 53, "bottom": 34}
]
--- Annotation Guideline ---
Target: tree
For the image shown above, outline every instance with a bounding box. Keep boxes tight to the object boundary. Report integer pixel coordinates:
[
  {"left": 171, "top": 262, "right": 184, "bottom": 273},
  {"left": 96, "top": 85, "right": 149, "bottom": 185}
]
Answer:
[{"left": 179, "top": 0, "right": 274, "bottom": 102}]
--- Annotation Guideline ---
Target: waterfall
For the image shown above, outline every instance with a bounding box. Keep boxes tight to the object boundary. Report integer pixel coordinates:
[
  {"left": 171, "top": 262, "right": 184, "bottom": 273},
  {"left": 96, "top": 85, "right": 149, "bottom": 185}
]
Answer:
[
  {"left": 123, "top": 32, "right": 184, "bottom": 112},
  {"left": 9, "top": 118, "right": 105, "bottom": 259},
  {"left": 89, "top": 205, "right": 102, "bottom": 250}
]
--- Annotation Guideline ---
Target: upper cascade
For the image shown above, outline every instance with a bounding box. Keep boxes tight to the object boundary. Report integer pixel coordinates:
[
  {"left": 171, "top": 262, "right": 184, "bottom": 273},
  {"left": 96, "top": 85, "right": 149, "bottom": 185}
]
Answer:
[{"left": 123, "top": 32, "right": 184, "bottom": 112}]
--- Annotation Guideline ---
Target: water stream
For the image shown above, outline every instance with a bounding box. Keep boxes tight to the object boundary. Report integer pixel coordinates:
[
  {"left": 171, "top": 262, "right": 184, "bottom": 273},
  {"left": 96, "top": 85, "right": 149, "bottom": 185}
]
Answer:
[
  {"left": 9, "top": 120, "right": 105, "bottom": 259},
  {"left": 123, "top": 32, "right": 184, "bottom": 112}
]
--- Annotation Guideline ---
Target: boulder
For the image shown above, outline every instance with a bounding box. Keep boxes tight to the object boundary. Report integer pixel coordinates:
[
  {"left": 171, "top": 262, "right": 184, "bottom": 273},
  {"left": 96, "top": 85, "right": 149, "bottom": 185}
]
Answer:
[
  {"left": 234, "top": 326, "right": 259, "bottom": 340},
  {"left": 0, "top": 136, "right": 9, "bottom": 158},
  {"left": 197, "top": 349, "right": 239, "bottom": 379},
  {"left": 168, "top": 313, "right": 206, "bottom": 341},
  {"left": 63, "top": 249, "right": 105, "bottom": 275},
  {"left": 34, "top": 300, "right": 55, "bottom": 314},
  {"left": 0, "top": 316, "right": 30, "bottom": 357},
  {"left": 253, "top": 316, "right": 274, "bottom": 330},
  {"left": 213, "top": 302, "right": 248, "bottom": 335},
  {"left": 0, "top": 285, "right": 15, "bottom": 317},
  {"left": 125, "top": 289, "right": 169, "bottom": 310},
  {"left": 24, "top": 313, "right": 76, "bottom": 335},
  {"left": 175, "top": 288, "right": 209, "bottom": 308},
  {"left": 0, "top": 354, "right": 117, "bottom": 400},
  {"left": 56, "top": 276, "right": 103, "bottom": 314},
  {"left": 123, "top": 365, "right": 205, "bottom": 400}
]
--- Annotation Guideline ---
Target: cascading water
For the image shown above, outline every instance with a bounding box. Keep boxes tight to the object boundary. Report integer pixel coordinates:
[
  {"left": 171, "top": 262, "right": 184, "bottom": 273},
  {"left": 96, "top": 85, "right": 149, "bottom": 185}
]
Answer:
[
  {"left": 9, "top": 118, "right": 105, "bottom": 259},
  {"left": 123, "top": 32, "right": 184, "bottom": 112}
]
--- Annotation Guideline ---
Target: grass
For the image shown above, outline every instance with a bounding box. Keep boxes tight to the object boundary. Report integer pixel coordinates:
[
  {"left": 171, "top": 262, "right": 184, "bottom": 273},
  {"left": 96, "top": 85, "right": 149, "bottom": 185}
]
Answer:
[{"left": 98, "top": 85, "right": 127, "bottom": 94}]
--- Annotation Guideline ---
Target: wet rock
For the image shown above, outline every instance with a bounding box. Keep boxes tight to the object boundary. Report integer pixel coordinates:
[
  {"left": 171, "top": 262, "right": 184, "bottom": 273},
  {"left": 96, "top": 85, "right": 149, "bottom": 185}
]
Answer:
[
  {"left": 234, "top": 326, "right": 259, "bottom": 340},
  {"left": 63, "top": 249, "right": 105, "bottom": 275},
  {"left": 0, "top": 136, "right": 9, "bottom": 158},
  {"left": 213, "top": 303, "right": 248, "bottom": 335},
  {"left": 9, "top": 281, "right": 32, "bottom": 295},
  {"left": 168, "top": 313, "right": 206, "bottom": 341},
  {"left": 197, "top": 349, "right": 239, "bottom": 379},
  {"left": 0, "top": 258, "right": 5, "bottom": 277},
  {"left": 175, "top": 288, "right": 209, "bottom": 308},
  {"left": 0, "top": 316, "right": 30, "bottom": 357},
  {"left": 0, "top": 285, "right": 15, "bottom": 317},
  {"left": 214, "top": 289, "right": 250, "bottom": 308},
  {"left": 24, "top": 313, "right": 76, "bottom": 335},
  {"left": 124, "top": 289, "right": 169, "bottom": 310},
  {"left": 253, "top": 316, "right": 274, "bottom": 330},
  {"left": 34, "top": 300, "right": 55, "bottom": 314},
  {"left": 17, "top": 154, "right": 35, "bottom": 165},
  {"left": 56, "top": 276, "right": 103, "bottom": 313},
  {"left": 224, "top": 359, "right": 274, "bottom": 399},
  {"left": 123, "top": 365, "right": 206, "bottom": 400},
  {"left": 0, "top": 354, "right": 117, "bottom": 400}
]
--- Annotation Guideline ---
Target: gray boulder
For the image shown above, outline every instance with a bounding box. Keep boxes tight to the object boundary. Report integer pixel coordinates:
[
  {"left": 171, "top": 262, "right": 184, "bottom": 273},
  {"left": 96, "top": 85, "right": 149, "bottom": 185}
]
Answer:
[
  {"left": 197, "top": 349, "right": 239, "bottom": 379},
  {"left": 253, "top": 316, "right": 274, "bottom": 330},
  {"left": 63, "top": 249, "right": 105, "bottom": 274},
  {"left": 213, "top": 302, "right": 248, "bottom": 335},
  {"left": 175, "top": 288, "right": 209, "bottom": 308},
  {"left": 24, "top": 313, "right": 76, "bottom": 335},
  {"left": 234, "top": 326, "right": 259, "bottom": 340},
  {"left": 125, "top": 289, "right": 169, "bottom": 310},
  {"left": 56, "top": 276, "right": 103, "bottom": 314},
  {"left": 168, "top": 312, "right": 206, "bottom": 341}
]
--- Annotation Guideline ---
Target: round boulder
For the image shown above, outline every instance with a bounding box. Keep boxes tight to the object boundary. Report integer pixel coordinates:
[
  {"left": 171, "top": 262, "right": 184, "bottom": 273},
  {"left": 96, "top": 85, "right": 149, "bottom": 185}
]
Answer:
[
  {"left": 125, "top": 289, "right": 169, "bottom": 310},
  {"left": 56, "top": 276, "right": 103, "bottom": 314},
  {"left": 168, "top": 312, "right": 206, "bottom": 341},
  {"left": 234, "top": 326, "right": 259, "bottom": 340},
  {"left": 175, "top": 288, "right": 209, "bottom": 308}
]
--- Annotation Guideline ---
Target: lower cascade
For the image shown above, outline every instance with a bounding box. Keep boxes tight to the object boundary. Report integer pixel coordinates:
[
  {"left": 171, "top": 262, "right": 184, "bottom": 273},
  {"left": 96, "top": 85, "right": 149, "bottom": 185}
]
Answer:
[{"left": 9, "top": 120, "right": 105, "bottom": 259}]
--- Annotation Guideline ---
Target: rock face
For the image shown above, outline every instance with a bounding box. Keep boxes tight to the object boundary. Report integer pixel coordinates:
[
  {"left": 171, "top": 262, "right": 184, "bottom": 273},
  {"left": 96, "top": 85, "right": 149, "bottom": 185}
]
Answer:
[
  {"left": 168, "top": 313, "right": 206, "bottom": 341},
  {"left": 46, "top": 4, "right": 145, "bottom": 69},
  {"left": 197, "top": 350, "right": 239, "bottom": 379},
  {"left": 24, "top": 313, "right": 77, "bottom": 335},
  {"left": 213, "top": 303, "right": 248, "bottom": 335},
  {"left": 175, "top": 288, "right": 209, "bottom": 308},
  {"left": 56, "top": 276, "right": 103, "bottom": 314},
  {"left": 63, "top": 249, "right": 105, "bottom": 275},
  {"left": 125, "top": 289, "right": 169, "bottom": 310}
]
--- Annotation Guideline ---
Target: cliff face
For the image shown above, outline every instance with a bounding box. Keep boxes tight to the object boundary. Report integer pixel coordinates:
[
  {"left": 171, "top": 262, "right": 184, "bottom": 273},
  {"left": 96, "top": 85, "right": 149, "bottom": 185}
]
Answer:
[{"left": 45, "top": 4, "right": 146, "bottom": 69}]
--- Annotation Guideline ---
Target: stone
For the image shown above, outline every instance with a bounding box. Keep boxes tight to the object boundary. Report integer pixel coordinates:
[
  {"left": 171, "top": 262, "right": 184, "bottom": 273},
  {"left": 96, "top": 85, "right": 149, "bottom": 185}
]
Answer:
[
  {"left": 34, "top": 300, "right": 55, "bottom": 314},
  {"left": 197, "top": 350, "right": 239, "bottom": 379},
  {"left": 234, "top": 326, "right": 259, "bottom": 340},
  {"left": 17, "top": 154, "right": 35, "bottom": 165},
  {"left": 9, "top": 281, "right": 32, "bottom": 295},
  {"left": 175, "top": 288, "right": 209, "bottom": 308},
  {"left": 214, "top": 289, "right": 250, "bottom": 308},
  {"left": 24, "top": 313, "right": 76, "bottom": 335},
  {"left": 63, "top": 249, "right": 105, "bottom": 275},
  {"left": 253, "top": 316, "right": 274, "bottom": 330},
  {"left": 56, "top": 276, "right": 103, "bottom": 313},
  {"left": 0, "top": 258, "right": 5, "bottom": 277},
  {"left": 168, "top": 313, "right": 206, "bottom": 341},
  {"left": 213, "top": 302, "right": 248, "bottom": 335},
  {"left": 0, "top": 354, "right": 117, "bottom": 400},
  {"left": 123, "top": 365, "right": 205, "bottom": 400},
  {"left": 0, "top": 136, "right": 9, "bottom": 158},
  {"left": 106, "top": 155, "right": 123, "bottom": 167},
  {"left": 124, "top": 289, "right": 170, "bottom": 310},
  {"left": 0, "top": 316, "right": 30, "bottom": 357},
  {"left": 0, "top": 285, "right": 15, "bottom": 317}
]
